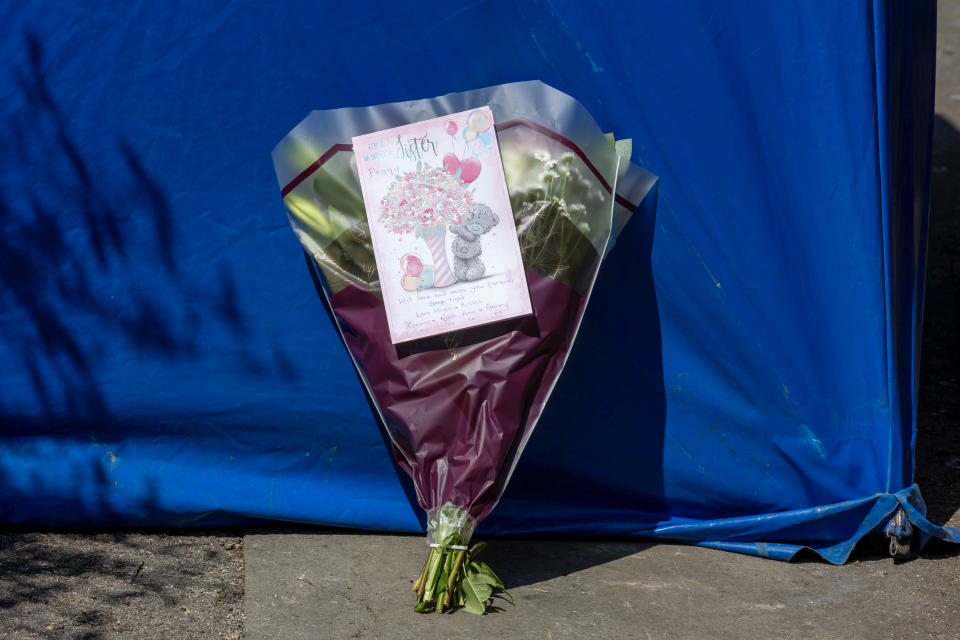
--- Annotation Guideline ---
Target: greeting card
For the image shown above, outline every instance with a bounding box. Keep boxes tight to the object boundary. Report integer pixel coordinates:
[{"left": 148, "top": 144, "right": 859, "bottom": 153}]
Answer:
[{"left": 353, "top": 107, "right": 532, "bottom": 344}]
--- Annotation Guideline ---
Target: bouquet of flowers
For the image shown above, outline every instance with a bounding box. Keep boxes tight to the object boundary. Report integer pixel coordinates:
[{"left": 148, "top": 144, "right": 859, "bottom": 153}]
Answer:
[{"left": 272, "top": 81, "right": 655, "bottom": 614}]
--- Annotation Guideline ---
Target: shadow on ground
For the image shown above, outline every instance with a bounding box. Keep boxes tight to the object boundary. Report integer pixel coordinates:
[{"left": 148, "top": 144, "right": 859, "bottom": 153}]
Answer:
[
  {"left": 0, "top": 528, "right": 244, "bottom": 640},
  {"left": 240, "top": 523, "right": 655, "bottom": 591},
  {"left": 914, "top": 114, "right": 960, "bottom": 529}
]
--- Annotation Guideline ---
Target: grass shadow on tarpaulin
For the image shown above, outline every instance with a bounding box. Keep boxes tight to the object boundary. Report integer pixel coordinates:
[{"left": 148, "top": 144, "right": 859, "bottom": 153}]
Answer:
[{"left": 0, "top": 33, "right": 301, "bottom": 523}]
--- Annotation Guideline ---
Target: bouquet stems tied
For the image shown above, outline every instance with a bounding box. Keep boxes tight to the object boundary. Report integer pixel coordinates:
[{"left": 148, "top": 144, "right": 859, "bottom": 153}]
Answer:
[
  {"left": 412, "top": 504, "right": 512, "bottom": 614},
  {"left": 412, "top": 539, "right": 512, "bottom": 614}
]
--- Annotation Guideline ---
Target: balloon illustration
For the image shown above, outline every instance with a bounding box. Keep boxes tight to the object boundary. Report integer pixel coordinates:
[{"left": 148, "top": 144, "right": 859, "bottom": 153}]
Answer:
[
  {"left": 442, "top": 153, "right": 482, "bottom": 184},
  {"left": 459, "top": 158, "right": 481, "bottom": 184},
  {"left": 466, "top": 109, "right": 491, "bottom": 133},
  {"left": 401, "top": 254, "right": 423, "bottom": 277},
  {"left": 400, "top": 254, "right": 436, "bottom": 291},
  {"left": 460, "top": 109, "right": 494, "bottom": 156},
  {"left": 445, "top": 120, "right": 458, "bottom": 136},
  {"left": 442, "top": 152, "right": 460, "bottom": 175},
  {"left": 401, "top": 274, "right": 420, "bottom": 292},
  {"left": 418, "top": 265, "right": 435, "bottom": 288}
]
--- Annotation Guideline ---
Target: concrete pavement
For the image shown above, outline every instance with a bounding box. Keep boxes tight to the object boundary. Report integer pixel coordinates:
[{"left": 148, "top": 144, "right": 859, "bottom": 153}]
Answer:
[{"left": 243, "top": 532, "right": 959, "bottom": 639}]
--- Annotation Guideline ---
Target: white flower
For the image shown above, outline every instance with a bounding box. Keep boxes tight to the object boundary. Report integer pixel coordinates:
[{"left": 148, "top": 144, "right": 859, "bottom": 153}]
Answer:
[
  {"left": 568, "top": 203, "right": 586, "bottom": 215},
  {"left": 533, "top": 150, "right": 551, "bottom": 162},
  {"left": 545, "top": 160, "right": 559, "bottom": 170},
  {"left": 577, "top": 221, "right": 591, "bottom": 234},
  {"left": 539, "top": 170, "right": 560, "bottom": 181},
  {"left": 561, "top": 152, "right": 576, "bottom": 163}
]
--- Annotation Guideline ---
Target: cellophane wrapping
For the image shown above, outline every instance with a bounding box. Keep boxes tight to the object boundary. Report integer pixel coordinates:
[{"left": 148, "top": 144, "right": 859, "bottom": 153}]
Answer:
[{"left": 273, "top": 80, "right": 656, "bottom": 613}]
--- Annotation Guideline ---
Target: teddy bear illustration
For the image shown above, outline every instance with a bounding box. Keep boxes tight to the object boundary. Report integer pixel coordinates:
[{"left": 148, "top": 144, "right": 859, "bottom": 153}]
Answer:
[{"left": 449, "top": 203, "right": 499, "bottom": 281}]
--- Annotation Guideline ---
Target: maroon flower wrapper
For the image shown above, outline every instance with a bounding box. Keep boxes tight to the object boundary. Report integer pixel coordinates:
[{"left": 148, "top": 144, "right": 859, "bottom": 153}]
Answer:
[{"left": 273, "top": 81, "right": 656, "bottom": 613}]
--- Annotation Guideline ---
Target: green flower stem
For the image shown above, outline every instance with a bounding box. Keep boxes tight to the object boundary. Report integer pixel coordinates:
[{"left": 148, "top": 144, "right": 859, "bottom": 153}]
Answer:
[
  {"left": 422, "top": 544, "right": 446, "bottom": 603},
  {"left": 416, "top": 547, "right": 436, "bottom": 599},
  {"left": 437, "top": 548, "right": 454, "bottom": 613},
  {"left": 412, "top": 555, "right": 430, "bottom": 593},
  {"left": 446, "top": 548, "right": 467, "bottom": 606}
]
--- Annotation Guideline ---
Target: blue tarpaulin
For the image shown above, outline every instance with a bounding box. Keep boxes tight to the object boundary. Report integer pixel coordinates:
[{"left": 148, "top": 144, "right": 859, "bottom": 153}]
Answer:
[{"left": 1, "top": 1, "right": 956, "bottom": 563}]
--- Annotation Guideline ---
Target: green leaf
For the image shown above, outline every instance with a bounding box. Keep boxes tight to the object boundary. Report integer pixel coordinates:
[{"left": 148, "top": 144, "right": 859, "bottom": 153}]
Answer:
[
  {"left": 476, "top": 562, "right": 504, "bottom": 588},
  {"left": 462, "top": 575, "right": 493, "bottom": 615},
  {"left": 477, "top": 562, "right": 514, "bottom": 605},
  {"left": 469, "top": 541, "right": 487, "bottom": 558},
  {"left": 461, "top": 591, "right": 485, "bottom": 615},
  {"left": 468, "top": 573, "right": 499, "bottom": 588},
  {"left": 414, "top": 599, "right": 435, "bottom": 613}
]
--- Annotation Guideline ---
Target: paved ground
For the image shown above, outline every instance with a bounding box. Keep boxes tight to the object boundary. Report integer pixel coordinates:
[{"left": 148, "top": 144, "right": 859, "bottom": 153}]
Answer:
[
  {"left": 243, "top": 533, "right": 960, "bottom": 640},
  {"left": 0, "top": 531, "right": 243, "bottom": 640}
]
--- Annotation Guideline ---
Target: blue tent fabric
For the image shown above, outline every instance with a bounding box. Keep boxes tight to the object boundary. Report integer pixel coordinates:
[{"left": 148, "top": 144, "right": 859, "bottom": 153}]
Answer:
[{"left": 1, "top": 1, "right": 955, "bottom": 563}]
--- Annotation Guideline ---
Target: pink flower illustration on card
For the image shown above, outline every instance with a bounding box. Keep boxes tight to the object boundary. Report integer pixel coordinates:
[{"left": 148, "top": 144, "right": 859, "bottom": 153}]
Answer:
[{"left": 377, "top": 164, "right": 470, "bottom": 287}]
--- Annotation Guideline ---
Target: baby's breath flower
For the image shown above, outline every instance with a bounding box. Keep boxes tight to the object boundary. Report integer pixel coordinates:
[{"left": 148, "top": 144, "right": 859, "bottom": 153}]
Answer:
[{"left": 568, "top": 203, "right": 586, "bottom": 214}]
